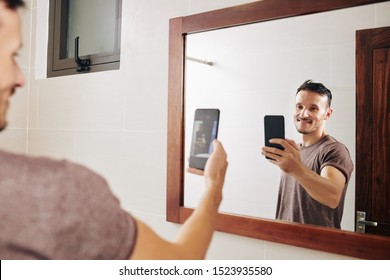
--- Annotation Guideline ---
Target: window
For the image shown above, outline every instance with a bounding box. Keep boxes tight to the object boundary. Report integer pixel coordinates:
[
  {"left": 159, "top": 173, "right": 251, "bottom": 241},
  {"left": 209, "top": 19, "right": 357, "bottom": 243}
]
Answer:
[{"left": 47, "top": 0, "right": 122, "bottom": 77}]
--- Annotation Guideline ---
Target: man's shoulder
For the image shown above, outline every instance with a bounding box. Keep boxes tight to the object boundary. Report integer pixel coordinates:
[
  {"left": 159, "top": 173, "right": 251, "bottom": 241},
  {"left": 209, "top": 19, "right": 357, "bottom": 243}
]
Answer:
[
  {"left": 320, "top": 136, "right": 354, "bottom": 167},
  {"left": 0, "top": 149, "right": 105, "bottom": 185},
  {"left": 321, "top": 135, "right": 350, "bottom": 151}
]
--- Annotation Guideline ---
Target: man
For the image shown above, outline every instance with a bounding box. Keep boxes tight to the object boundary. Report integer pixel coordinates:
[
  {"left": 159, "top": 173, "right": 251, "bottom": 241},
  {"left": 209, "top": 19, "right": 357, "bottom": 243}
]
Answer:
[
  {"left": 262, "top": 80, "right": 353, "bottom": 228},
  {"left": 0, "top": 0, "right": 228, "bottom": 259}
]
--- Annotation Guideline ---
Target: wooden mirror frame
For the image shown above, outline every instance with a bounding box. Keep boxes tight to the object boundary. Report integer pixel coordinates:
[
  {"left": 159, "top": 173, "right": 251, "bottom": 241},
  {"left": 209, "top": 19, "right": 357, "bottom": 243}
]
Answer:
[{"left": 167, "top": 0, "right": 390, "bottom": 259}]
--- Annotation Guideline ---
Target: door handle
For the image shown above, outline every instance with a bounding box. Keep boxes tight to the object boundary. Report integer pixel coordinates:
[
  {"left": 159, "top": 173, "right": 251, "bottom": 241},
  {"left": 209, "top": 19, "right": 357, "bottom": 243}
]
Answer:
[{"left": 356, "top": 211, "right": 378, "bottom": 233}]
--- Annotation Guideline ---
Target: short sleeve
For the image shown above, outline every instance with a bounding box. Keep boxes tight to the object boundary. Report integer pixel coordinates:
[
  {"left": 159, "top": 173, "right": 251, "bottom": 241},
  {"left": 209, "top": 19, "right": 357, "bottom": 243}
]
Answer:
[
  {"left": 0, "top": 154, "right": 137, "bottom": 260},
  {"left": 48, "top": 162, "right": 138, "bottom": 259},
  {"left": 320, "top": 142, "right": 354, "bottom": 183}
]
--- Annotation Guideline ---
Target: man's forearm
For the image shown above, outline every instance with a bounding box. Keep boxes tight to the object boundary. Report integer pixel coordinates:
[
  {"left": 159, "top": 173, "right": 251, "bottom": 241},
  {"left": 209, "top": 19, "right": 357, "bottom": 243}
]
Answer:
[{"left": 175, "top": 186, "right": 222, "bottom": 259}]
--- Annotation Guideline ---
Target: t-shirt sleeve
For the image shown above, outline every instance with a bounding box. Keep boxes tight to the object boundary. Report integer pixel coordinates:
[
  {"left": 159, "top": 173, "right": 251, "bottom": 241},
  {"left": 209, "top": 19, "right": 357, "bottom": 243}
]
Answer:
[
  {"left": 49, "top": 161, "right": 138, "bottom": 259},
  {"left": 0, "top": 153, "right": 137, "bottom": 260},
  {"left": 320, "top": 142, "right": 354, "bottom": 183}
]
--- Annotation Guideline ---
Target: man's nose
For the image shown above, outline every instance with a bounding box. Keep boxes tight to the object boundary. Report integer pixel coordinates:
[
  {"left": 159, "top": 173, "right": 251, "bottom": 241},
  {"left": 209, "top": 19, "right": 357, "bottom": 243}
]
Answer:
[{"left": 299, "top": 108, "right": 309, "bottom": 118}]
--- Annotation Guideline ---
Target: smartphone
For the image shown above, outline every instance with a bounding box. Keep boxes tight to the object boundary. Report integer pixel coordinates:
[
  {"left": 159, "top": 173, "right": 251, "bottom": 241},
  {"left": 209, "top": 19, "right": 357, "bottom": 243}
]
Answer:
[
  {"left": 264, "top": 115, "right": 285, "bottom": 159},
  {"left": 189, "top": 109, "right": 220, "bottom": 170}
]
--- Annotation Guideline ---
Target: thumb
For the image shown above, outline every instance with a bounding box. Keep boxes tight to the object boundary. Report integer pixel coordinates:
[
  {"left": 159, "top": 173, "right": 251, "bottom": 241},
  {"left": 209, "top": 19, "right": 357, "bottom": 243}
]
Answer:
[{"left": 285, "top": 138, "right": 299, "bottom": 150}]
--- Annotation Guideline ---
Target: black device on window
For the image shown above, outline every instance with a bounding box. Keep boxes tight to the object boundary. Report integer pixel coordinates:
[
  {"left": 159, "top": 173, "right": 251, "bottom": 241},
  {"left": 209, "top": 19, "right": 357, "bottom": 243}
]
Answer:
[
  {"left": 264, "top": 115, "right": 285, "bottom": 159},
  {"left": 189, "top": 109, "right": 220, "bottom": 170}
]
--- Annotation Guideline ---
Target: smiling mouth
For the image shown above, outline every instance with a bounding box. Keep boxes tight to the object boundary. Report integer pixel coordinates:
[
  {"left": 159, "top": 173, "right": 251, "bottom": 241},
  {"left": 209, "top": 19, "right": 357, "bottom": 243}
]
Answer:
[{"left": 297, "top": 118, "right": 312, "bottom": 124}]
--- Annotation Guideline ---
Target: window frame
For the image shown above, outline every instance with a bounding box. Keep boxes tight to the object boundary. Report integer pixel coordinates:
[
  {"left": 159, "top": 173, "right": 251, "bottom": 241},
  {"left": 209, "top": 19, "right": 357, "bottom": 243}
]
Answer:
[{"left": 47, "top": 0, "right": 122, "bottom": 77}]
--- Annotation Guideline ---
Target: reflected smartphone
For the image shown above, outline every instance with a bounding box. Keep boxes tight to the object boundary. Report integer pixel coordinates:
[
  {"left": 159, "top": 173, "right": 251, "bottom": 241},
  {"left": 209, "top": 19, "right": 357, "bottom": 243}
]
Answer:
[
  {"left": 189, "top": 109, "right": 220, "bottom": 170},
  {"left": 264, "top": 115, "right": 285, "bottom": 159}
]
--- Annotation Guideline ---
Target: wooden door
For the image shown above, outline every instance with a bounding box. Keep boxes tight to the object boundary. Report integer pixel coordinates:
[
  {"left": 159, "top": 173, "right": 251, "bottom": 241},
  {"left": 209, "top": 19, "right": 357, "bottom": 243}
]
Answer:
[{"left": 356, "top": 26, "right": 390, "bottom": 236}]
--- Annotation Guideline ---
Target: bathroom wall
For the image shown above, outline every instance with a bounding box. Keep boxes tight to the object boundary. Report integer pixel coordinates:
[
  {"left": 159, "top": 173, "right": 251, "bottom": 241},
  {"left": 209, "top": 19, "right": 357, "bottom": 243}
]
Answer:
[{"left": 2, "top": 0, "right": 389, "bottom": 259}]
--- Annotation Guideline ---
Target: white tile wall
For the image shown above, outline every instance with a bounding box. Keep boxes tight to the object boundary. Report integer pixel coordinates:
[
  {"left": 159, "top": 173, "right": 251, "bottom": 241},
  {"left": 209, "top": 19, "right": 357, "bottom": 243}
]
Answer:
[
  {"left": 377, "top": 2, "right": 390, "bottom": 26},
  {"left": 0, "top": 129, "right": 27, "bottom": 154},
  {"left": 189, "top": 0, "right": 259, "bottom": 14},
  {"left": 2, "top": 0, "right": 389, "bottom": 260},
  {"left": 7, "top": 69, "right": 29, "bottom": 130}
]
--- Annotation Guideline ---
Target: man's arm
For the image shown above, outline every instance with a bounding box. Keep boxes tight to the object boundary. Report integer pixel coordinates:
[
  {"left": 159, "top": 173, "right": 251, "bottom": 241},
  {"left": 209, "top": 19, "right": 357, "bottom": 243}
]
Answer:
[
  {"left": 286, "top": 163, "right": 346, "bottom": 208},
  {"left": 262, "top": 138, "right": 346, "bottom": 208},
  {"left": 130, "top": 140, "right": 228, "bottom": 259}
]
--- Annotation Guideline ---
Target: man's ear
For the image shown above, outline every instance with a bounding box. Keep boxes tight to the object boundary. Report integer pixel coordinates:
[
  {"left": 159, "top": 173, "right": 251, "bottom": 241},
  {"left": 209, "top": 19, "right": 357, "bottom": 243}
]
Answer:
[{"left": 324, "top": 107, "right": 333, "bottom": 120}]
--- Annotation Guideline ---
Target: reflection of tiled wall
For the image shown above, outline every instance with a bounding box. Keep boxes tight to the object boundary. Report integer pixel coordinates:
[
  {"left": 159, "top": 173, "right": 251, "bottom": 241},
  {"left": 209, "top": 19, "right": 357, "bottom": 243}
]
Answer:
[{"left": 2, "top": 0, "right": 389, "bottom": 260}]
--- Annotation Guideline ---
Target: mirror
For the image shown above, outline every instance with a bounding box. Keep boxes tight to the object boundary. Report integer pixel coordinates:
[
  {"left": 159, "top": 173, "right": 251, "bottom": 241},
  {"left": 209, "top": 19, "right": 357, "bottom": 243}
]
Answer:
[
  {"left": 184, "top": 16, "right": 356, "bottom": 230},
  {"left": 167, "top": 0, "right": 390, "bottom": 259}
]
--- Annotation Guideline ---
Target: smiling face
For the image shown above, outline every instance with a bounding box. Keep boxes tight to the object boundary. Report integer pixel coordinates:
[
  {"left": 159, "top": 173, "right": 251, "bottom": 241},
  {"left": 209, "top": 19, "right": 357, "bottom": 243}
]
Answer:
[
  {"left": 0, "top": 1, "right": 24, "bottom": 131},
  {"left": 294, "top": 90, "right": 332, "bottom": 138}
]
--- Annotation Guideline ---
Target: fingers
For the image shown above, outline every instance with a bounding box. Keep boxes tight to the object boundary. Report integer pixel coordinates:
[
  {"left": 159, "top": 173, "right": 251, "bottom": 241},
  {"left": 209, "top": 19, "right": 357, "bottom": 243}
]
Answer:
[
  {"left": 204, "top": 140, "right": 228, "bottom": 182},
  {"left": 261, "top": 146, "right": 282, "bottom": 160},
  {"left": 211, "top": 140, "right": 227, "bottom": 161},
  {"left": 207, "top": 140, "right": 228, "bottom": 171},
  {"left": 269, "top": 138, "right": 299, "bottom": 150},
  {"left": 187, "top": 140, "right": 228, "bottom": 177},
  {"left": 284, "top": 138, "right": 299, "bottom": 150}
]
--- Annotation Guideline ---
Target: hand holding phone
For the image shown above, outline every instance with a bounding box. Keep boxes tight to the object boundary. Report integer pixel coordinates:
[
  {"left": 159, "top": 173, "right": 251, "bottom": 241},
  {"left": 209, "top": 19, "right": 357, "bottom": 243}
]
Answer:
[
  {"left": 264, "top": 115, "right": 285, "bottom": 159},
  {"left": 189, "top": 109, "right": 220, "bottom": 170}
]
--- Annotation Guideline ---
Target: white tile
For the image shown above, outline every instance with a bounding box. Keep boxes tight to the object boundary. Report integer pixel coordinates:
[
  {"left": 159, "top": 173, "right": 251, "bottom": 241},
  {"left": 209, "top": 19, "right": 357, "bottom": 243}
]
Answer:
[
  {"left": 24, "top": 0, "right": 33, "bottom": 9},
  {"left": 37, "top": 72, "right": 126, "bottom": 130},
  {"left": 189, "top": 0, "right": 259, "bottom": 14},
  {"left": 28, "top": 4, "right": 37, "bottom": 69},
  {"left": 30, "top": 0, "right": 37, "bottom": 9},
  {"left": 330, "top": 43, "right": 355, "bottom": 87},
  {"left": 34, "top": 0, "right": 49, "bottom": 79},
  {"left": 289, "top": 5, "right": 375, "bottom": 47},
  {"left": 0, "top": 129, "right": 27, "bottom": 154},
  {"left": 123, "top": 50, "right": 168, "bottom": 131},
  {"left": 327, "top": 86, "right": 355, "bottom": 131},
  {"left": 27, "top": 69, "right": 40, "bottom": 128},
  {"left": 207, "top": 231, "right": 266, "bottom": 260},
  {"left": 17, "top": 2, "right": 33, "bottom": 69},
  {"left": 376, "top": 2, "right": 390, "bottom": 27},
  {"left": 7, "top": 69, "right": 29, "bottom": 129},
  {"left": 121, "top": 0, "right": 189, "bottom": 55},
  {"left": 74, "top": 130, "right": 167, "bottom": 216},
  {"left": 265, "top": 241, "right": 357, "bottom": 259},
  {"left": 27, "top": 129, "right": 76, "bottom": 160}
]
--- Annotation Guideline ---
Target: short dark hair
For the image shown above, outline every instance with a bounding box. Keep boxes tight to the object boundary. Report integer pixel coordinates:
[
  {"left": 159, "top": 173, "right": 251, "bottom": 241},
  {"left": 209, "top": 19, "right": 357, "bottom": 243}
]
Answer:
[
  {"left": 296, "top": 79, "right": 332, "bottom": 107},
  {"left": 3, "top": 0, "right": 25, "bottom": 9}
]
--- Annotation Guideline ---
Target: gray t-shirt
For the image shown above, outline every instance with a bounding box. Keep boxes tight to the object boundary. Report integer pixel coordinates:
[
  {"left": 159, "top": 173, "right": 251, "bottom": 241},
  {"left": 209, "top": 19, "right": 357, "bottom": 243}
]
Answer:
[
  {"left": 0, "top": 150, "right": 137, "bottom": 259},
  {"left": 275, "top": 135, "right": 354, "bottom": 228}
]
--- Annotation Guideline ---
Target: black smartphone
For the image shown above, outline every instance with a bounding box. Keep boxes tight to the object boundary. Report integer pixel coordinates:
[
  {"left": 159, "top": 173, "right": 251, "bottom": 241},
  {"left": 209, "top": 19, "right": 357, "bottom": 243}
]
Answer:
[
  {"left": 189, "top": 109, "right": 220, "bottom": 170},
  {"left": 264, "top": 115, "right": 285, "bottom": 159}
]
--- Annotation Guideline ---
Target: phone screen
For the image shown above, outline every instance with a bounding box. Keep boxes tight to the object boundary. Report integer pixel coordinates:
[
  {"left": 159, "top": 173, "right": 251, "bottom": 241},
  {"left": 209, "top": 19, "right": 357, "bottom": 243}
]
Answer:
[
  {"left": 264, "top": 115, "right": 285, "bottom": 159},
  {"left": 189, "top": 109, "right": 220, "bottom": 170}
]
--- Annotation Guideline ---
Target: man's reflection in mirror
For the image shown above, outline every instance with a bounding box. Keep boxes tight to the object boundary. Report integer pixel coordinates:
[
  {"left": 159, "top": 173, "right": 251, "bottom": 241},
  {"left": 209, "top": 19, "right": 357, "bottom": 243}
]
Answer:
[{"left": 262, "top": 80, "right": 354, "bottom": 229}]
